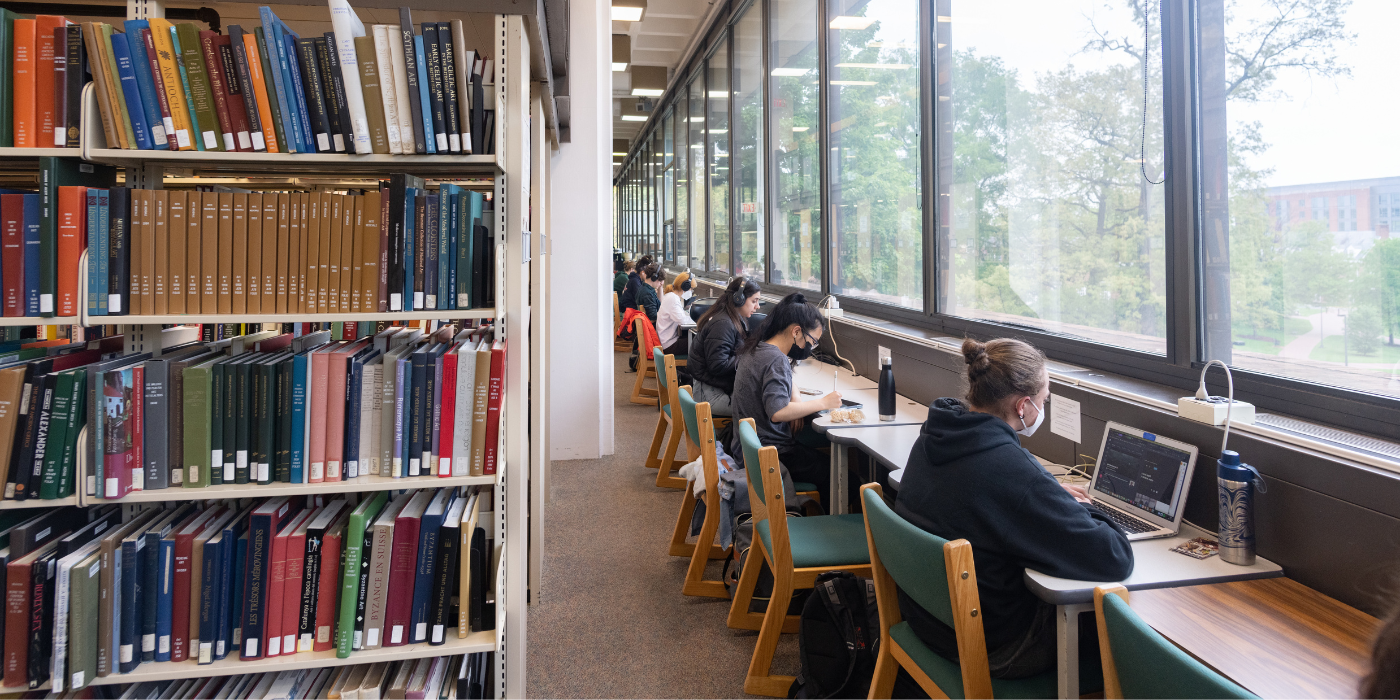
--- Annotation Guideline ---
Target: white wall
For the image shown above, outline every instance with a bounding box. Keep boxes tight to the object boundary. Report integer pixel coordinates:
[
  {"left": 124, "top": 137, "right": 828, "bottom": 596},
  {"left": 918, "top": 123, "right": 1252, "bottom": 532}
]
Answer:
[{"left": 548, "top": 0, "right": 614, "bottom": 458}]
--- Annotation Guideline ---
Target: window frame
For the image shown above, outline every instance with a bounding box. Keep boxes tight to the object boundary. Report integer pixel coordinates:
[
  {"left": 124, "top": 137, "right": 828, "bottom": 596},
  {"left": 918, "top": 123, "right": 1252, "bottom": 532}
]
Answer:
[{"left": 623, "top": 0, "right": 1400, "bottom": 443}]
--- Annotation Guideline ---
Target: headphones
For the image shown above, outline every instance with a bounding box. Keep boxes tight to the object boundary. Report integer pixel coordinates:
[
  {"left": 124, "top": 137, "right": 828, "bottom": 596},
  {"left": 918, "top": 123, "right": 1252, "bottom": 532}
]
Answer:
[
  {"left": 732, "top": 286, "right": 747, "bottom": 307},
  {"left": 680, "top": 279, "right": 692, "bottom": 292}
]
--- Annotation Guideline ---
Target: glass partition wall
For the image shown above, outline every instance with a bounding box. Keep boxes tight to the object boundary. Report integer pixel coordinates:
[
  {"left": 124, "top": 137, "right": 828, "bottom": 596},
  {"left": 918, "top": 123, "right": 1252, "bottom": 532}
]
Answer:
[{"left": 614, "top": 0, "right": 1400, "bottom": 433}]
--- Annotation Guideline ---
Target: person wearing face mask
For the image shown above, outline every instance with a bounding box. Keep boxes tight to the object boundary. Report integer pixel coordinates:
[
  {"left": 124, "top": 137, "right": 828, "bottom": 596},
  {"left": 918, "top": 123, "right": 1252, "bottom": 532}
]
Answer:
[
  {"left": 729, "top": 292, "right": 840, "bottom": 505},
  {"left": 656, "top": 271, "right": 693, "bottom": 357},
  {"left": 688, "top": 277, "right": 762, "bottom": 416},
  {"left": 893, "top": 337, "right": 1134, "bottom": 680}
]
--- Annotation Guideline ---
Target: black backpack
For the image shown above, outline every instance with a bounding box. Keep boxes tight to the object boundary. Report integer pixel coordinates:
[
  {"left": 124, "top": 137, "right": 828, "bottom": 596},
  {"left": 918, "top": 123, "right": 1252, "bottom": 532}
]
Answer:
[{"left": 787, "top": 571, "right": 881, "bottom": 699}]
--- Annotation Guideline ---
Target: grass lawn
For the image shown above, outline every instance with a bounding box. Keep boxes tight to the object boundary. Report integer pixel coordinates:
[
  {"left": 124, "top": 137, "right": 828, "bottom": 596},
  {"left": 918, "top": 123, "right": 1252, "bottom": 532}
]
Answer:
[
  {"left": 1308, "top": 335, "right": 1400, "bottom": 364},
  {"left": 1232, "top": 317, "right": 1313, "bottom": 355}
]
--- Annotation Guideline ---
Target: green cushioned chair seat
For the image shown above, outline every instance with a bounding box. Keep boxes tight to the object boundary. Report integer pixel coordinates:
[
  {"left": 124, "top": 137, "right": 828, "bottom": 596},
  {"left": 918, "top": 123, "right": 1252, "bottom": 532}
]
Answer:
[
  {"left": 794, "top": 481, "right": 818, "bottom": 493},
  {"left": 755, "top": 514, "right": 869, "bottom": 568},
  {"left": 889, "top": 622, "right": 1057, "bottom": 700},
  {"left": 676, "top": 355, "right": 688, "bottom": 361}
]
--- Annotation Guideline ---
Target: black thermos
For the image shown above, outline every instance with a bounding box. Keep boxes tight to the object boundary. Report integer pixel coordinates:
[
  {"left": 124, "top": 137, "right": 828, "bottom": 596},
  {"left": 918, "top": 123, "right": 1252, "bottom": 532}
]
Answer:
[{"left": 878, "top": 356, "right": 895, "bottom": 421}]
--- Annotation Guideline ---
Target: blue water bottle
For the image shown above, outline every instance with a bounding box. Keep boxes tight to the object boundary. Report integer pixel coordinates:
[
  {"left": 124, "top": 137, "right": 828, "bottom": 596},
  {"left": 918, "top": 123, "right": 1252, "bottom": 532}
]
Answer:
[{"left": 1217, "top": 450, "right": 1266, "bottom": 566}]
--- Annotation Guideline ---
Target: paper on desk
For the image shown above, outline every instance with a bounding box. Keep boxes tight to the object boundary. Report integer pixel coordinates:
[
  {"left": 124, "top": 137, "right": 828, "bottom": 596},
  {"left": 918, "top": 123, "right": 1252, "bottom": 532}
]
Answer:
[{"left": 1050, "top": 394, "right": 1081, "bottom": 443}]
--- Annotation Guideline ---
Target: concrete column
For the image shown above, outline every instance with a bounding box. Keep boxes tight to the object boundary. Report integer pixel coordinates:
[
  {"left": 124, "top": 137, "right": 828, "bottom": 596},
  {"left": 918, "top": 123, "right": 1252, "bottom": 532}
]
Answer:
[{"left": 548, "top": 0, "right": 614, "bottom": 458}]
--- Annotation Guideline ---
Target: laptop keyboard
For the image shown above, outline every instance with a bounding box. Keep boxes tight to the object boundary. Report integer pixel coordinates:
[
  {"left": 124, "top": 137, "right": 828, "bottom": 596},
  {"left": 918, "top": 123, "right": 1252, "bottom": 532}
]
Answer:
[{"left": 1095, "top": 502, "right": 1159, "bottom": 534}]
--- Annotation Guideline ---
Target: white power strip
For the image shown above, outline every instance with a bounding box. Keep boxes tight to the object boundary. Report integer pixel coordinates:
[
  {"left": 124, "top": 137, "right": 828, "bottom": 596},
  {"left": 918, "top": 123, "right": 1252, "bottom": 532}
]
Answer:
[
  {"left": 1177, "top": 396, "right": 1255, "bottom": 426},
  {"left": 821, "top": 307, "right": 844, "bottom": 319}
]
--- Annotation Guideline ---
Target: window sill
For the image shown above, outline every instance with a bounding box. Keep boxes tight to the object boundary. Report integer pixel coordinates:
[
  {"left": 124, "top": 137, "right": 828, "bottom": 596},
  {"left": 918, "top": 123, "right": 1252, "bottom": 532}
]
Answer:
[{"left": 693, "top": 274, "right": 1400, "bottom": 477}]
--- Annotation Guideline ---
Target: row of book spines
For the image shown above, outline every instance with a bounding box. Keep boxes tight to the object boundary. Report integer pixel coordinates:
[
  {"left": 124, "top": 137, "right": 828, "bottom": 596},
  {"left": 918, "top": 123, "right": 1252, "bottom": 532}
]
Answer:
[
  {"left": 83, "top": 326, "right": 503, "bottom": 500},
  {"left": 83, "top": 10, "right": 492, "bottom": 156},
  {"left": 117, "top": 653, "right": 490, "bottom": 700},
  {"left": 6, "top": 15, "right": 86, "bottom": 148},
  {"left": 6, "top": 491, "right": 489, "bottom": 691},
  {"left": 82, "top": 185, "right": 491, "bottom": 318}
]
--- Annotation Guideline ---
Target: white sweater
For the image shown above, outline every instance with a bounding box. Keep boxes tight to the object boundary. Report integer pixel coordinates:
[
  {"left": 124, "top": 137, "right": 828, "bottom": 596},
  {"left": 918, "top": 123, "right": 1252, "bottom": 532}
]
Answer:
[{"left": 657, "top": 292, "right": 689, "bottom": 349}]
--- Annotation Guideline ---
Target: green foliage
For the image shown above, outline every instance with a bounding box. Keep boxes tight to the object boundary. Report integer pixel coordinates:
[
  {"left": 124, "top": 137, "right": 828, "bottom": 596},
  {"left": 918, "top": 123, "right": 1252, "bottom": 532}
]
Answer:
[{"left": 1345, "top": 306, "right": 1382, "bottom": 356}]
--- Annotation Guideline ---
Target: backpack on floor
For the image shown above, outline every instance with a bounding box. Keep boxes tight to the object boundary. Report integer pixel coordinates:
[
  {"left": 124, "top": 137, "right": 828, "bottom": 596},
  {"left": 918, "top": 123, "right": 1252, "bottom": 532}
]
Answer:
[{"left": 787, "top": 571, "right": 880, "bottom": 700}]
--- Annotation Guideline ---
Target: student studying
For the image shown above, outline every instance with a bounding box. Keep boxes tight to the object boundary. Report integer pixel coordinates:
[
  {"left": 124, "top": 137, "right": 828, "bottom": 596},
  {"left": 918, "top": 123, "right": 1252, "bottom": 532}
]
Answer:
[
  {"left": 686, "top": 276, "right": 761, "bottom": 416},
  {"left": 656, "top": 271, "right": 692, "bottom": 357},
  {"left": 729, "top": 292, "right": 841, "bottom": 505},
  {"left": 894, "top": 337, "right": 1134, "bottom": 680}
]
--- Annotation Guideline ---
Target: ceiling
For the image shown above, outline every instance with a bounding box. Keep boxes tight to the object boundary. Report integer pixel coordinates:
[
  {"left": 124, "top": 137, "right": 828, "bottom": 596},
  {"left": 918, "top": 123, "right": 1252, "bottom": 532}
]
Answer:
[{"left": 612, "top": 0, "right": 715, "bottom": 169}]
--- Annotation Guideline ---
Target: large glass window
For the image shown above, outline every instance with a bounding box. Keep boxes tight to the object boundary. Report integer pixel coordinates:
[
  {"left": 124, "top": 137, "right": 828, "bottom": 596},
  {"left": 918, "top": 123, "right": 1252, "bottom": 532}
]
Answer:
[
  {"left": 1205, "top": 0, "right": 1400, "bottom": 399},
  {"left": 770, "top": 0, "right": 821, "bottom": 290},
  {"left": 688, "top": 76, "right": 707, "bottom": 269},
  {"left": 937, "top": 0, "right": 1166, "bottom": 354},
  {"left": 827, "top": 0, "right": 923, "bottom": 308},
  {"left": 708, "top": 37, "right": 732, "bottom": 272},
  {"left": 663, "top": 114, "right": 676, "bottom": 262},
  {"left": 733, "top": 5, "right": 765, "bottom": 280},
  {"left": 674, "top": 99, "right": 689, "bottom": 270}
]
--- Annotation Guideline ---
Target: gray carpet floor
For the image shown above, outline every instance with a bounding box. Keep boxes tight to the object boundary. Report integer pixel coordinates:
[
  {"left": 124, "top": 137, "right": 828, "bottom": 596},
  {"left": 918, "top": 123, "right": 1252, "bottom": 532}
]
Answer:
[{"left": 526, "top": 351, "right": 799, "bottom": 698}]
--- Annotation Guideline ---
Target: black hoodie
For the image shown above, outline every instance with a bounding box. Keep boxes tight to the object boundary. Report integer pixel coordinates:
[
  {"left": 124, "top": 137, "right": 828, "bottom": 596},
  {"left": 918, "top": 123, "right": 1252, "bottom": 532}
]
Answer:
[{"left": 894, "top": 398, "right": 1134, "bottom": 656}]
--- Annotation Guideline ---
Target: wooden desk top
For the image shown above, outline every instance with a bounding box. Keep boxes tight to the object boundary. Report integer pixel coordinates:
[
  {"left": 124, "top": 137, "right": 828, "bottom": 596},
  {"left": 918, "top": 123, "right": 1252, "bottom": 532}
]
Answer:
[{"left": 1131, "top": 578, "right": 1380, "bottom": 699}]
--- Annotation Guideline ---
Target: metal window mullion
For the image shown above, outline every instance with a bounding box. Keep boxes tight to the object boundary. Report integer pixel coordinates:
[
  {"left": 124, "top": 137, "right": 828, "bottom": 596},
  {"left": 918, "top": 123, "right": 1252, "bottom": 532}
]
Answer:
[
  {"left": 762, "top": 0, "right": 772, "bottom": 284},
  {"left": 920, "top": 0, "right": 935, "bottom": 316},
  {"left": 1165, "top": 0, "right": 1198, "bottom": 367},
  {"left": 817, "top": 0, "right": 830, "bottom": 297}
]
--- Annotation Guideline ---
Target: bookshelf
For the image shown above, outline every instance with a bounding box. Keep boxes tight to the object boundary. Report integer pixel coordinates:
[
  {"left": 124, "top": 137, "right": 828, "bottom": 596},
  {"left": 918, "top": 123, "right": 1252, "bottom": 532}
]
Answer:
[
  {"left": 0, "top": 8, "right": 543, "bottom": 697},
  {"left": 89, "top": 472, "right": 498, "bottom": 504}
]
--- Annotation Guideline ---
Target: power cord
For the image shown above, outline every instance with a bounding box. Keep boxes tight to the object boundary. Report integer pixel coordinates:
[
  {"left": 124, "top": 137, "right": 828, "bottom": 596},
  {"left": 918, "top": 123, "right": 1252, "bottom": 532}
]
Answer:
[{"left": 818, "top": 295, "right": 855, "bottom": 373}]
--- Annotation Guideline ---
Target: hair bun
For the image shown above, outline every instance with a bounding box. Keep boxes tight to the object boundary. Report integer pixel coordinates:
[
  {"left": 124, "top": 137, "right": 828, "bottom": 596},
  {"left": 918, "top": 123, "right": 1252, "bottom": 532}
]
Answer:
[
  {"left": 962, "top": 338, "right": 990, "bottom": 373},
  {"left": 791, "top": 293, "right": 807, "bottom": 305}
]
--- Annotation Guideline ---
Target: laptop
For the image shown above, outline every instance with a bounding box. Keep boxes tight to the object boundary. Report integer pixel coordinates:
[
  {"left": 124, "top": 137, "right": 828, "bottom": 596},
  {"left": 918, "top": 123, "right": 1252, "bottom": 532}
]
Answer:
[{"left": 1086, "top": 422, "right": 1199, "bottom": 541}]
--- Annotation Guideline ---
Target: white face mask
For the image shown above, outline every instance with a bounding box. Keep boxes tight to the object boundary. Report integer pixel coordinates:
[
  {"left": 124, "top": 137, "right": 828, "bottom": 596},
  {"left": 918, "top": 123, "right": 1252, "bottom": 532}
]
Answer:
[
  {"left": 682, "top": 290, "right": 693, "bottom": 300},
  {"left": 1016, "top": 398, "right": 1045, "bottom": 437}
]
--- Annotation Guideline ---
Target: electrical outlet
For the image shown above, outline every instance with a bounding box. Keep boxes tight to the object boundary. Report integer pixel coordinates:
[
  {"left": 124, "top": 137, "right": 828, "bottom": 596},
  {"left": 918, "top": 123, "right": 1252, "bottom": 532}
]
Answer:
[{"left": 878, "top": 346, "right": 891, "bottom": 363}]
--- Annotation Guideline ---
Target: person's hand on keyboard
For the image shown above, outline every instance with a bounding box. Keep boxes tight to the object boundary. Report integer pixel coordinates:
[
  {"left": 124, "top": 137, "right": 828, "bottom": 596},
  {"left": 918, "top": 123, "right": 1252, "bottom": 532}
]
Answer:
[{"left": 1061, "top": 482, "right": 1091, "bottom": 504}]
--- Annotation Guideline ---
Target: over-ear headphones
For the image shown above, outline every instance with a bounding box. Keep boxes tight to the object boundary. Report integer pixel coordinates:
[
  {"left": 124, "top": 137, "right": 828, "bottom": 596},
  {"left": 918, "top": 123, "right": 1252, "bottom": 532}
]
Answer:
[
  {"left": 680, "top": 279, "right": 692, "bottom": 292},
  {"left": 732, "top": 287, "right": 746, "bottom": 307}
]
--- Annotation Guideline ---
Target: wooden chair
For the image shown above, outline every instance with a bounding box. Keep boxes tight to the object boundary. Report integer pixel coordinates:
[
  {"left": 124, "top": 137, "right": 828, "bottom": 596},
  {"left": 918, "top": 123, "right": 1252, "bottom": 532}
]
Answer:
[
  {"left": 666, "top": 385, "right": 730, "bottom": 597},
  {"left": 644, "top": 348, "right": 688, "bottom": 488},
  {"left": 729, "top": 418, "right": 871, "bottom": 697},
  {"left": 629, "top": 317, "right": 660, "bottom": 405},
  {"left": 861, "top": 482, "right": 1056, "bottom": 699},
  {"left": 1094, "top": 584, "right": 1257, "bottom": 699},
  {"left": 613, "top": 292, "right": 630, "bottom": 352}
]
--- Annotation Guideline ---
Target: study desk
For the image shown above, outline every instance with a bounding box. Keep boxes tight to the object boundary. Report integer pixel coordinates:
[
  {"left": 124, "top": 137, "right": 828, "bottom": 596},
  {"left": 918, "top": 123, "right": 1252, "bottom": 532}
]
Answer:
[
  {"left": 1131, "top": 578, "right": 1378, "bottom": 699},
  {"left": 792, "top": 359, "right": 927, "bottom": 514},
  {"left": 825, "top": 426, "right": 1287, "bottom": 700},
  {"left": 1024, "top": 524, "right": 1283, "bottom": 699}
]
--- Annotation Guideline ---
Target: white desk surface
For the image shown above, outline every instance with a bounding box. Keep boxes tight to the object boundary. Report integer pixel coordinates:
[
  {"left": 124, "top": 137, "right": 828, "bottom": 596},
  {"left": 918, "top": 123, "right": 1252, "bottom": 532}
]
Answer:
[
  {"left": 791, "top": 360, "right": 928, "bottom": 432},
  {"left": 1024, "top": 523, "right": 1283, "bottom": 605},
  {"left": 828, "top": 425, "right": 922, "bottom": 476}
]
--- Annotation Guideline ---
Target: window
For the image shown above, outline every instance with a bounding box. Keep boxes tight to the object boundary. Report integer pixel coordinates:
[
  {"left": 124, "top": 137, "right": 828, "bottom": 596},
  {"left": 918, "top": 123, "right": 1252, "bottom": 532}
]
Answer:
[
  {"left": 937, "top": 0, "right": 1166, "bottom": 354},
  {"left": 733, "top": 5, "right": 765, "bottom": 281},
  {"left": 1274, "top": 199, "right": 1289, "bottom": 231},
  {"left": 1205, "top": 0, "right": 1400, "bottom": 399},
  {"left": 663, "top": 115, "right": 676, "bottom": 262},
  {"left": 689, "top": 76, "right": 707, "bottom": 269},
  {"left": 827, "top": 0, "right": 923, "bottom": 308},
  {"left": 1313, "top": 197, "right": 1329, "bottom": 223},
  {"left": 674, "top": 98, "right": 690, "bottom": 271},
  {"left": 708, "top": 37, "right": 732, "bottom": 272},
  {"left": 769, "top": 0, "right": 821, "bottom": 290}
]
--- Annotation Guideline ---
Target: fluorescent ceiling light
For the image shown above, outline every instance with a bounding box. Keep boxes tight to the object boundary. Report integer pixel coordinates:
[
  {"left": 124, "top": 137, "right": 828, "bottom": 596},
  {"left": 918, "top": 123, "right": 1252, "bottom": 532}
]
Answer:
[
  {"left": 632, "top": 88, "right": 665, "bottom": 96},
  {"left": 708, "top": 91, "right": 728, "bottom": 99},
  {"left": 829, "top": 16, "right": 875, "bottom": 30},
  {"left": 709, "top": 129, "right": 727, "bottom": 133},
  {"left": 830, "top": 80, "right": 877, "bottom": 86},
  {"left": 613, "top": 151, "right": 627, "bottom": 156},
  {"left": 937, "top": 15, "right": 952, "bottom": 22},
  {"left": 622, "top": 115, "right": 648, "bottom": 121},
  {"left": 836, "top": 63, "right": 911, "bottom": 70},
  {"left": 612, "top": 35, "right": 631, "bottom": 71},
  {"left": 771, "top": 67, "right": 809, "bottom": 77},
  {"left": 791, "top": 126, "right": 810, "bottom": 132},
  {"left": 612, "top": 0, "right": 646, "bottom": 23}
]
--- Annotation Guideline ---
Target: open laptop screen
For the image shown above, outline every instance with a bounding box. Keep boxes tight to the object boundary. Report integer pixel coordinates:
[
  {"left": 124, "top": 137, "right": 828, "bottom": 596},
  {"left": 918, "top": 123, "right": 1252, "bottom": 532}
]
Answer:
[{"left": 1093, "top": 428, "right": 1193, "bottom": 521}]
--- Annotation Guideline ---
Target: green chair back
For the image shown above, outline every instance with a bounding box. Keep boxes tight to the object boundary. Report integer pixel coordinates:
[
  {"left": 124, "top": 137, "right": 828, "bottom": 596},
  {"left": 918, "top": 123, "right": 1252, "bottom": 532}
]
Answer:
[
  {"left": 653, "top": 347, "right": 669, "bottom": 390},
  {"left": 738, "top": 419, "right": 766, "bottom": 504},
  {"left": 677, "top": 387, "right": 702, "bottom": 444},
  {"left": 861, "top": 487, "right": 957, "bottom": 630},
  {"left": 1101, "top": 594, "right": 1258, "bottom": 699}
]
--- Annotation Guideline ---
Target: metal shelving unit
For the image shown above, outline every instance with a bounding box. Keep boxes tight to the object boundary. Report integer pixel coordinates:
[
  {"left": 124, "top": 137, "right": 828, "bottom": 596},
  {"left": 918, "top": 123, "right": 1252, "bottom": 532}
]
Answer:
[{"left": 0, "top": 11, "right": 544, "bottom": 697}]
